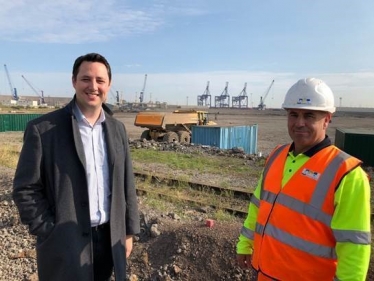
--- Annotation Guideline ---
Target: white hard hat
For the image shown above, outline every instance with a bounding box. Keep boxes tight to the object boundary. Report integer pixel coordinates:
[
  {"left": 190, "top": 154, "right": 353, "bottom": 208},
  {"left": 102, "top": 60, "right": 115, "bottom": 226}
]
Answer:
[{"left": 282, "top": 78, "right": 336, "bottom": 113}]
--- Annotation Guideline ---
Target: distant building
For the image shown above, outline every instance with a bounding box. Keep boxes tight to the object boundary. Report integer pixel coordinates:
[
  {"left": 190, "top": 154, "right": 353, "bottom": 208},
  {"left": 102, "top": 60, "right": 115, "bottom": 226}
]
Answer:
[{"left": 0, "top": 94, "right": 71, "bottom": 108}]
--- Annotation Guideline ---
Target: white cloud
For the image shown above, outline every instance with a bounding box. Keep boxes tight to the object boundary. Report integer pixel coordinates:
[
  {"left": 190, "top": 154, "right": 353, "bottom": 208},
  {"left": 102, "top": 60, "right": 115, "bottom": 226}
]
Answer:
[
  {"left": 0, "top": 0, "right": 210, "bottom": 43},
  {"left": 0, "top": 0, "right": 165, "bottom": 43}
]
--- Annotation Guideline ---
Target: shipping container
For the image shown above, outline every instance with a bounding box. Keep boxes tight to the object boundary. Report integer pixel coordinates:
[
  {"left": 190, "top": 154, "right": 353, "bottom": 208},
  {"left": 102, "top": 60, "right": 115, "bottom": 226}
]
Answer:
[
  {"left": 0, "top": 114, "right": 43, "bottom": 132},
  {"left": 191, "top": 125, "right": 258, "bottom": 154},
  {"left": 335, "top": 128, "right": 374, "bottom": 166}
]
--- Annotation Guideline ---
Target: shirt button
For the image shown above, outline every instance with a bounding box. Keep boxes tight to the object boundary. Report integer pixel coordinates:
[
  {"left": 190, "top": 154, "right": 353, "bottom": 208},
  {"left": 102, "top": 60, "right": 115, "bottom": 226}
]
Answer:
[
  {"left": 289, "top": 169, "right": 292, "bottom": 172},
  {"left": 292, "top": 160, "right": 296, "bottom": 163}
]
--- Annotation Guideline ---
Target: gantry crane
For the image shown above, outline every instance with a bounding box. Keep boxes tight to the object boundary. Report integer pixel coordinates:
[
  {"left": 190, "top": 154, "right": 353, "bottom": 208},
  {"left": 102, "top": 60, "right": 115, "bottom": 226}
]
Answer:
[
  {"left": 232, "top": 82, "right": 248, "bottom": 108},
  {"left": 21, "top": 75, "right": 45, "bottom": 104},
  {"left": 4, "top": 64, "right": 19, "bottom": 101},
  {"left": 214, "top": 82, "right": 230, "bottom": 108},
  {"left": 139, "top": 74, "right": 147, "bottom": 103},
  {"left": 258, "top": 79, "right": 275, "bottom": 110},
  {"left": 197, "top": 81, "right": 212, "bottom": 107},
  {"left": 109, "top": 88, "right": 120, "bottom": 105}
]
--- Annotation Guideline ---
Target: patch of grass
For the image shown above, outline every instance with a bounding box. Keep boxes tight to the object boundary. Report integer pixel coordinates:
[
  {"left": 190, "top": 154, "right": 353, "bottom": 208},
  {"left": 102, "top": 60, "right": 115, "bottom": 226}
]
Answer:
[
  {"left": 213, "top": 209, "right": 237, "bottom": 222},
  {"left": 131, "top": 148, "right": 261, "bottom": 178},
  {"left": 142, "top": 196, "right": 170, "bottom": 213},
  {"left": 0, "top": 144, "right": 21, "bottom": 169}
]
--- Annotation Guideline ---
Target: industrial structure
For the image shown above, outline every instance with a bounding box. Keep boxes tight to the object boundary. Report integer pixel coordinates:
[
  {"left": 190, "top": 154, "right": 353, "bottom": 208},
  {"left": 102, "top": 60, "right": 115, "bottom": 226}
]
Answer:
[
  {"left": 4, "top": 64, "right": 19, "bottom": 101},
  {"left": 139, "top": 74, "right": 147, "bottom": 103},
  {"left": 197, "top": 81, "right": 212, "bottom": 107},
  {"left": 232, "top": 83, "right": 248, "bottom": 108},
  {"left": 258, "top": 80, "right": 275, "bottom": 110},
  {"left": 21, "top": 75, "right": 46, "bottom": 105},
  {"left": 214, "top": 82, "right": 230, "bottom": 108},
  {"left": 109, "top": 89, "right": 120, "bottom": 105}
]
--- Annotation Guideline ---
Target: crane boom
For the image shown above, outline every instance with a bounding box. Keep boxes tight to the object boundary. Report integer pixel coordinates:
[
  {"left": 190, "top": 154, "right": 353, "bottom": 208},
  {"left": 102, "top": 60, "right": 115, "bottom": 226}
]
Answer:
[
  {"left": 139, "top": 74, "right": 147, "bottom": 103},
  {"left": 21, "top": 75, "right": 45, "bottom": 104},
  {"left": 4, "top": 64, "right": 19, "bottom": 100},
  {"left": 258, "top": 79, "right": 275, "bottom": 110}
]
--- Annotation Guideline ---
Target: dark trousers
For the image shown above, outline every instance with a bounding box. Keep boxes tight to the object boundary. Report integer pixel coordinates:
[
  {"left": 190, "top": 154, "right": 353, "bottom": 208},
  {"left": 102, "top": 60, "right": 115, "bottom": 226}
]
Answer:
[{"left": 92, "top": 222, "right": 113, "bottom": 281}]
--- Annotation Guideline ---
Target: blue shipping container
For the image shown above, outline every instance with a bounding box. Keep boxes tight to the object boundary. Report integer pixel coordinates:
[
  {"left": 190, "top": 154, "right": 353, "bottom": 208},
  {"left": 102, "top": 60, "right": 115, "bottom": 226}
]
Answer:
[{"left": 191, "top": 125, "right": 258, "bottom": 154}]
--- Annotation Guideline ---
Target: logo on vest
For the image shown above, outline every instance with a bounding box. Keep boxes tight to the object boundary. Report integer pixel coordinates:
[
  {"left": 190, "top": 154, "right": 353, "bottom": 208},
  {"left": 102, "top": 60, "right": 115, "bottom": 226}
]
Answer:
[{"left": 301, "top": 168, "right": 320, "bottom": 180}]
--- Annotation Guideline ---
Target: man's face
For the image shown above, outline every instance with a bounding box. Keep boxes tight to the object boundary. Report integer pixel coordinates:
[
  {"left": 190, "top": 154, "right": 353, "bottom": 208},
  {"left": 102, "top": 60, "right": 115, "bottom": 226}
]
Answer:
[
  {"left": 287, "top": 109, "right": 331, "bottom": 153},
  {"left": 72, "top": 61, "right": 110, "bottom": 113}
]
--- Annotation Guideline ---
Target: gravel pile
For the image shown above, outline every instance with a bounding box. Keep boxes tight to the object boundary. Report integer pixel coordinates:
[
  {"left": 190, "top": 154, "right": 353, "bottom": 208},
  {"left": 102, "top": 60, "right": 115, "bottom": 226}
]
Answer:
[
  {"left": 0, "top": 168, "right": 38, "bottom": 281},
  {"left": 129, "top": 138, "right": 265, "bottom": 160}
]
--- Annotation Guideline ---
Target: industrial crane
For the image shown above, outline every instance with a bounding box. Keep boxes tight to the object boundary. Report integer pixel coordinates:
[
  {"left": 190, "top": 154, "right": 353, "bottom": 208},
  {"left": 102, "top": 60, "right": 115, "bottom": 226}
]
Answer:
[
  {"left": 197, "top": 81, "right": 212, "bottom": 107},
  {"left": 232, "top": 82, "right": 248, "bottom": 108},
  {"left": 21, "top": 75, "right": 45, "bottom": 104},
  {"left": 109, "top": 89, "right": 120, "bottom": 105},
  {"left": 4, "top": 64, "right": 19, "bottom": 101},
  {"left": 258, "top": 79, "right": 275, "bottom": 110},
  {"left": 139, "top": 74, "right": 147, "bottom": 103},
  {"left": 214, "top": 82, "right": 230, "bottom": 108}
]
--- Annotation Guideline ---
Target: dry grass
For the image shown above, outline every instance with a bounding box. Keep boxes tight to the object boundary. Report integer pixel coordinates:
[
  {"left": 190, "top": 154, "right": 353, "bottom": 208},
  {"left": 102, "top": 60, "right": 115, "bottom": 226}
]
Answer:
[{"left": 0, "top": 144, "right": 21, "bottom": 169}]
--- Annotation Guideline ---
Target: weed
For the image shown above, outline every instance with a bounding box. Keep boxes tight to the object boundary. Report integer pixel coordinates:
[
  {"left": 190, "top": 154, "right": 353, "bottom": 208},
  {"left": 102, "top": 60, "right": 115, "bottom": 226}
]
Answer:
[{"left": 0, "top": 144, "right": 21, "bottom": 169}]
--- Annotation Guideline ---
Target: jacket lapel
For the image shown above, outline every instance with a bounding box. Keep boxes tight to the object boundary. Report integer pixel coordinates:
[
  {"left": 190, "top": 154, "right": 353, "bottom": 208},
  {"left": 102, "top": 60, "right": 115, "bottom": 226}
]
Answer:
[{"left": 103, "top": 116, "right": 116, "bottom": 168}]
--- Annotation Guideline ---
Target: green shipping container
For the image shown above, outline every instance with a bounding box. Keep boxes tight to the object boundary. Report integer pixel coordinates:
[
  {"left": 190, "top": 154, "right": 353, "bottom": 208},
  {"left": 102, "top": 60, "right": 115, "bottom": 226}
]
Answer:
[
  {"left": 335, "top": 128, "right": 374, "bottom": 166},
  {"left": 0, "top": 114, "right": 44, "bottom": 132}
]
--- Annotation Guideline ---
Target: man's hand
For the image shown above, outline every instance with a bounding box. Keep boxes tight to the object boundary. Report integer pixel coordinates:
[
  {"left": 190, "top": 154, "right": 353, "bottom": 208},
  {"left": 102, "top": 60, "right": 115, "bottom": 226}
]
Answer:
[
  {"left": 125, "top": 235, "right": 133, "bottom": 258},
  {"left": 237, "top": 254, "right": 252, "bottom": 269}
]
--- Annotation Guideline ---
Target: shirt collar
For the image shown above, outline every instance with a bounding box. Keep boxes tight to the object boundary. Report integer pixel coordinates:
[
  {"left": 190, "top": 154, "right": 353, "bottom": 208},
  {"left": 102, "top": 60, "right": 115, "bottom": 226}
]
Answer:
[{"left": 289, "top": 136, "right": 332, "bottom": 158}]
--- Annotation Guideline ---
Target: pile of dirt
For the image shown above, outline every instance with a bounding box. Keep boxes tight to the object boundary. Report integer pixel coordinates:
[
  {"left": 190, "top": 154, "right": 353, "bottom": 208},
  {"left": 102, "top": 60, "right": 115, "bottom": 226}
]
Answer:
[{"left": 127, "top": 201, "right": 255, "bottom": 281}]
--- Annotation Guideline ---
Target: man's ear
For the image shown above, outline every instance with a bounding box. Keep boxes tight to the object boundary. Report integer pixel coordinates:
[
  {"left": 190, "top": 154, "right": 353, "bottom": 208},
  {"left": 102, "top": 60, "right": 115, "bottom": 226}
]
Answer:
[
  {"left": 72, "top": 75, "right": 76, "bottom": 87},
  {"left": 324, "top": 113, "right": 332, "bottom": 128}
]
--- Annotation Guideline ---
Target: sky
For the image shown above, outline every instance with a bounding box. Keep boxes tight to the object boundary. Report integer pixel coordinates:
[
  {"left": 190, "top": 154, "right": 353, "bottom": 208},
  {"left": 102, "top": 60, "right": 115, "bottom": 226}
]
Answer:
[{"left": 0, "top": 0, "right": 374, "bottom": 108}]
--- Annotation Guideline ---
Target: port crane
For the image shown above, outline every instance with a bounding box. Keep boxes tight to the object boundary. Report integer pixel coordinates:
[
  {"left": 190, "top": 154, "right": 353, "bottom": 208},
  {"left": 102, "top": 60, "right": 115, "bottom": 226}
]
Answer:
[
  {"left": 258, "top": 79, "right": 275, "bottom": 110},
  {"left": 109, "top": 88, "right": 120, "bottom": 105},
  {"left": 214, "top": 82, "right": 230, "bottom": 108},
  {"left": 232, "top": 82, "right": 248, "bottom": 108},
  {"left": 21, "top": 75, "right": 45, "bottom": 104},
  {"left": 139, "top": 74, "right": 147, "bottom": 103},
  {"left": 197, "top": 81, "right": 212, "bottom": 107},
  {"left": 4, "top": 64, "right": 19, "bottom": 101}
]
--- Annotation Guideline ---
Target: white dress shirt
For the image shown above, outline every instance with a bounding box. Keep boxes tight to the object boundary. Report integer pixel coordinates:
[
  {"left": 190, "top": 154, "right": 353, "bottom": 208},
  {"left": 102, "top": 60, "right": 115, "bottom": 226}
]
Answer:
[{"left": 73, "top": 103, "right": 111, "bottom": 226}]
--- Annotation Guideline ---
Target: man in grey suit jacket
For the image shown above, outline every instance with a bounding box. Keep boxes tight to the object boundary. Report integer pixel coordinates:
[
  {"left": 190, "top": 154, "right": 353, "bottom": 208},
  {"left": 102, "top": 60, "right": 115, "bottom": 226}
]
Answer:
[{"left": 13, "top": 53, "right": 140, "bottom": 281}]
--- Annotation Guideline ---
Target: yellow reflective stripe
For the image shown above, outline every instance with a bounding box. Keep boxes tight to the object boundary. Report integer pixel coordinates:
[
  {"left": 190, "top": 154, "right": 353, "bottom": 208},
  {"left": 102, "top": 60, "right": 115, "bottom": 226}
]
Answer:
[
  {"left": 240, "top": 225, "right": 255, "bottom": 240},
  {"left": 333, "top": 229, "right": 371, "bottom": 244},
  {"left": 263, "top": 223, "right": 337, "bottom": 259}
]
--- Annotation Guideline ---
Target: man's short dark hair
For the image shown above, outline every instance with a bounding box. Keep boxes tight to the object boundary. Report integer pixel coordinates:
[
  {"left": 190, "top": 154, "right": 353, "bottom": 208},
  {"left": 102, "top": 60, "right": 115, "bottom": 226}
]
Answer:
[{"left": 72, "top": 53, "right": 112, "bottom": 82}]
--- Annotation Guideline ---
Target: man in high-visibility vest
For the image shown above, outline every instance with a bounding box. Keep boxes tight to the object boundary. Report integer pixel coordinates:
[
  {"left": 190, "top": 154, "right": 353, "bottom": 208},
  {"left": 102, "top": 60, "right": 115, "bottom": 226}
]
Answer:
[{"left": 236, "top": 78, "right": 371, "bottom": 281}]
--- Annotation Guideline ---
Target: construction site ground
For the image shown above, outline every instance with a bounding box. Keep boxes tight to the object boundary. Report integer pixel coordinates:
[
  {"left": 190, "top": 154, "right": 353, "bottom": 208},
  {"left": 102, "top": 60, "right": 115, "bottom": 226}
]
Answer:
[{"left": 0, "top": 107, "right": 373, "bottom": 280}]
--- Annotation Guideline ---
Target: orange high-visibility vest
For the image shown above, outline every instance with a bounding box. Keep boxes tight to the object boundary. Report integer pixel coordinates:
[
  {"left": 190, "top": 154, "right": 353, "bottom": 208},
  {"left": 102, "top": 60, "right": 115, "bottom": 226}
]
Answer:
[{"left": 251, "top": 144, "right": 361, "bottom": 281}]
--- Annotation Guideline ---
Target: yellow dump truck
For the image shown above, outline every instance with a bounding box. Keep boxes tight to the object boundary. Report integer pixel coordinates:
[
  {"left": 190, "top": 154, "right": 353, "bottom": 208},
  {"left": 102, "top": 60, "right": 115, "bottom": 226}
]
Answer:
[{"left": 134, "top": 109, "right": 216, "bottom": 143}]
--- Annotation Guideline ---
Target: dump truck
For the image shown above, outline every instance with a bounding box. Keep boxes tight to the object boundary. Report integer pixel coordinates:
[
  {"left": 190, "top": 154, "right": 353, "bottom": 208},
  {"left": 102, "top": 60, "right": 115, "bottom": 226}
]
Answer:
[{"left": 134, "top": 109, "right": 216, "bottom": 143}]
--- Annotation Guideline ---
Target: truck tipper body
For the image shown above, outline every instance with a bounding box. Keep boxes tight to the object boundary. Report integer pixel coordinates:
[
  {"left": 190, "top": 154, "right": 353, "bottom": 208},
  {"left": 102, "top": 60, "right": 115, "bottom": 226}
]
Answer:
[{"left": 134, "top": 109, "right": 215, "bottom": 143}]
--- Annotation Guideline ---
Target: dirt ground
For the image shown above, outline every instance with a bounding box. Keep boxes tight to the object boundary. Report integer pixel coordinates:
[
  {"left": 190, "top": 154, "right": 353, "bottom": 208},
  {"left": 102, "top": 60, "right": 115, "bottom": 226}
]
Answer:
[{"left": 0, "top": 107, "right": 373, "bottom": 280}]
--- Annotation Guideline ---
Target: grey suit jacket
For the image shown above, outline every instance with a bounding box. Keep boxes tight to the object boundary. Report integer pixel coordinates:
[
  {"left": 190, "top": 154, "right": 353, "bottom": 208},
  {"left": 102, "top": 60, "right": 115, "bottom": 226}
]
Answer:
[{"left": 13, "top": 98, "right": 140, "bottom": 281}]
